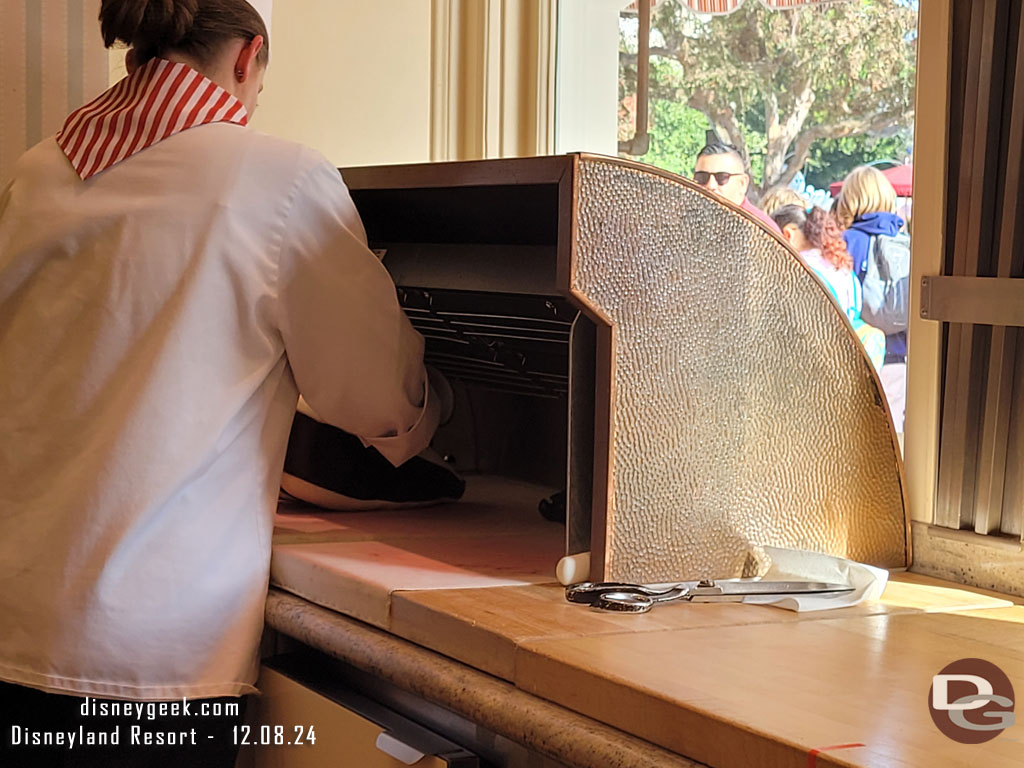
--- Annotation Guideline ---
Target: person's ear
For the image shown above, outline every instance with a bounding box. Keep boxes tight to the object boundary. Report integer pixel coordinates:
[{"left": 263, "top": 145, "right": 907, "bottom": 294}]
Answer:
[
  {"left": 233, "top": 35, "right": 264, "bottom": 82},
  {"left": 738, "top": 173, "right": 750, "bottom": 196},
  {"left": 125, "top": 48, "right": 139, "bottom": 75}
]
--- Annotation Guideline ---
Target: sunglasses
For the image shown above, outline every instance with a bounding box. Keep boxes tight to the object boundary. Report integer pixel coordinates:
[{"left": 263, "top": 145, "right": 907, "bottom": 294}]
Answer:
[{"left": 694, "top": 170, "right": 745, "bottom": 186}]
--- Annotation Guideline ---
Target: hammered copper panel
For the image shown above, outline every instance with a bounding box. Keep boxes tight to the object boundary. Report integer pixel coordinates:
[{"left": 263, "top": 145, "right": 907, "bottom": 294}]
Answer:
[{"left": 572, "top": 156, "right": 907, "bottom": 582}]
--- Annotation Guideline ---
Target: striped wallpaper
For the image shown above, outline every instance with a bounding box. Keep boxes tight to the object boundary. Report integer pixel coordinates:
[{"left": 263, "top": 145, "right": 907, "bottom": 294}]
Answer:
[{"left": 0, "top": 0, "right": 109, "bottom": 184}]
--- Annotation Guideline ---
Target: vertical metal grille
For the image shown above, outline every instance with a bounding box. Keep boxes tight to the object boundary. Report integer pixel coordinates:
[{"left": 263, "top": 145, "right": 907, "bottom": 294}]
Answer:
[{"left": 935, "top": 0, "right": 1024, "bottom": 537}]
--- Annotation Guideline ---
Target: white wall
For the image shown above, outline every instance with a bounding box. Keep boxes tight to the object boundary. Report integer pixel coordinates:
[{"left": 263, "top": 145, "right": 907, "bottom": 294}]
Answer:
[
  {"left": 8, "top": 0, "right": 555, "bottom": 177},
  {"left": 555, "top": 0, "right": 624, "bottom": 156},
  {"left": 252, "top": 0, "right": 432, "bottom": 167}
]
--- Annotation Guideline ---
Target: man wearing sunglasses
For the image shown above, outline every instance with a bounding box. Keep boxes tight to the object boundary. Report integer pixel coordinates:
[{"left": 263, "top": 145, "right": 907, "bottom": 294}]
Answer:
[{"left": 693, "top": 140, "right": 782, "bottom": 234}]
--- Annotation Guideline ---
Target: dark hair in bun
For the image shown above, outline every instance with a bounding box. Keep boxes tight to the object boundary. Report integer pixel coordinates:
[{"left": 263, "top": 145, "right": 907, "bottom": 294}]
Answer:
[{"left": 99, "top": 0, "right": 268, "bottom": 67}]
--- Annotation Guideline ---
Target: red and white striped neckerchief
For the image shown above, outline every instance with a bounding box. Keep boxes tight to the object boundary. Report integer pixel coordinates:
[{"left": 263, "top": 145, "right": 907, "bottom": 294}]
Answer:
[{"left": 57, "top": 58, "right": 248, "bottom": 181}]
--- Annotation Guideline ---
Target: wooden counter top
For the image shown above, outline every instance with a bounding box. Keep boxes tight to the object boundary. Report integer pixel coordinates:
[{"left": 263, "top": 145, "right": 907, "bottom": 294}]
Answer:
[
  {"left": 517, "top": 606, "right": 1024, "bottom": 767},
  {"left": 271, "top": 477, "right": 566, "bottom": 627},
  {"left": 269, "top": 497, "right": 1023, "bottom": 767},
  {"left": 386, "top": 576, "right": 1023, "bottom": 766},
  {"left": 389, "top": 573, "right": 1015, "bottom": 682},
  {"left": 264, "top": 589, "right": 708, "bottom": 768}
]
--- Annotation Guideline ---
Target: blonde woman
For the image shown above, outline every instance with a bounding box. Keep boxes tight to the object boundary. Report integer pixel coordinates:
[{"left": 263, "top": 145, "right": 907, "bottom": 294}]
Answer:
[
  {"left": 759, "top": 185, "right": 807, "bottom": 218},
  {"left": 835, "top": 165, "right": 909, "bottom": 431}
]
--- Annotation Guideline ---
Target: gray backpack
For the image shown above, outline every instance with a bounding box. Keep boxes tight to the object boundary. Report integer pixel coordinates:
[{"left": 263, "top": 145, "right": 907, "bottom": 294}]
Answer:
[{"left": 860, "top": 232, "right": 910, "bottom": 336}]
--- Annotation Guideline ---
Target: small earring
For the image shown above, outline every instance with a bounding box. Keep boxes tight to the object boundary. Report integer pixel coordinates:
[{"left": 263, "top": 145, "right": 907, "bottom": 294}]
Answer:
[{"left": 235, "top": 69, "right": 244, "bottom": 79}]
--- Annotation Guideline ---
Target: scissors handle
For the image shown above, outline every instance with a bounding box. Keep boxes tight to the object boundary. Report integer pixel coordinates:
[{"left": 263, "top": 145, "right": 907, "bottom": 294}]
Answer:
[
  {"left": 564, "top": 581, "right": 685, "bottom": 605},
  {"left": 591, "top": 588, "right": 692, "bottom": 613}
]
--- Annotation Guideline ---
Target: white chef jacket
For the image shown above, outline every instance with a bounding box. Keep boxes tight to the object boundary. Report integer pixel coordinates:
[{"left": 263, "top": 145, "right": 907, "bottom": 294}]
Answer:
[{"left": 0, "top": 123, "right": 439, "bottom": 700}]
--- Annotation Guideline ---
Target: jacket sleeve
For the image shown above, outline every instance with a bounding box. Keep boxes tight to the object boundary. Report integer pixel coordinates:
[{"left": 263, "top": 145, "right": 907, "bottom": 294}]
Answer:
[{"left": 275, "top": 157, "right": 440, "bottom": 466}]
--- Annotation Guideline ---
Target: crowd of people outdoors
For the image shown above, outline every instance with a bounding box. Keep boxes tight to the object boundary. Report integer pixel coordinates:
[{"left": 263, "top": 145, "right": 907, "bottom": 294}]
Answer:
[{"left": 691, "top": 140, "right": 910, "bottom": 433}]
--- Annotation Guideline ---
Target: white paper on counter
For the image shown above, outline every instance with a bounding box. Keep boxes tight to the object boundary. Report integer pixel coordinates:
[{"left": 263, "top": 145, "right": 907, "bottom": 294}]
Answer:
[{"left": 742, "top": 545, "right": 889, "bottom": 612}]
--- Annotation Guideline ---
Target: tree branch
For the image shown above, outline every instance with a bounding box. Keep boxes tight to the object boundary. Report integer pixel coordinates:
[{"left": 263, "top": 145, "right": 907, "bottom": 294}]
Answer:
[
  {"left": 761, "top": 75, "right": 815, "bottom": 190},
  {"left": 619, "top": 47, "right": 675, "bottom": 65},
  {"left": 771, "top": 107, "right": 915, "bottom": 190},
  {"left": 689, "top": 89, "right": 748, "bottom": 159}
]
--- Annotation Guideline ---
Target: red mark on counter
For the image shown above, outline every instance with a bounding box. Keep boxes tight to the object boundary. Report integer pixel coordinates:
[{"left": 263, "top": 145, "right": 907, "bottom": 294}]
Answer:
[{"left": 807, "top": 742, "right": 865, "bottom": 767}]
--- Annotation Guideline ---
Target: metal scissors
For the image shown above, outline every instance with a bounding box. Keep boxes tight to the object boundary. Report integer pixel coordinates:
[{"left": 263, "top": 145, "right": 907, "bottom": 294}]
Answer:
[{"left": 565, "top": 579, "right": 854, "bottom": 613}]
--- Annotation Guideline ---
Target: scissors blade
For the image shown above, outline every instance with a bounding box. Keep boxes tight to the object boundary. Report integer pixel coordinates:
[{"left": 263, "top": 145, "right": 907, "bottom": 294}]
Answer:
[{"left": 691, "top": 580, "right": 853, "bottom": 597}]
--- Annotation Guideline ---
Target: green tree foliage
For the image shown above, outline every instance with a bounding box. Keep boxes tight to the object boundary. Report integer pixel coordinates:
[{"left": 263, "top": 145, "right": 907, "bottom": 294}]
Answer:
[
  {"left": 802, "top": 131, "right": 911, "bottom": 189},
  {"left": 619, "top": 0, "right": 917, "bottom": 198}
]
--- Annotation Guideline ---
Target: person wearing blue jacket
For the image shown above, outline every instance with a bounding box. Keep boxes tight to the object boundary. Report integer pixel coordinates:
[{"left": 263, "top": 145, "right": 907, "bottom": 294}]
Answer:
[{"left": 835, "top": 166, "right": 908, "bottom": 432}]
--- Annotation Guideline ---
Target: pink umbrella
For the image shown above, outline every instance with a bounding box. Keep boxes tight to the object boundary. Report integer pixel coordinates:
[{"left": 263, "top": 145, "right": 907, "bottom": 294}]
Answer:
[
  {"left": 880, "top": 163, "right": 913, "bottom": 196},
  {"left": 829, "top": 164, "right": 913, "bottom": 198}
]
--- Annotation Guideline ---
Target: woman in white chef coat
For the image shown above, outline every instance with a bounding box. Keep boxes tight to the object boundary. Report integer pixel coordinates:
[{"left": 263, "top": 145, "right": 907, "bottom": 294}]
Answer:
[{"left": 0, "top": 1, "right": 440, "bottom": 765}]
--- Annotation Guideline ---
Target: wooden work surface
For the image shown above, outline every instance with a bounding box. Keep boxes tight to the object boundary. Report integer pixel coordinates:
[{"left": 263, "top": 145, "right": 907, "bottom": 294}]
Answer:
[
  {"left": 517, "top": 606, "right": 1024, "bottom": 768},
  {"left": 389, "top": 573, "right": 1017, "bottom": 683},
  {"left": 270, "top": 494, "right": 1024, "bottom": 768},
  {"left": 270, "top": 476, "right": 565, "bottom": 627}
]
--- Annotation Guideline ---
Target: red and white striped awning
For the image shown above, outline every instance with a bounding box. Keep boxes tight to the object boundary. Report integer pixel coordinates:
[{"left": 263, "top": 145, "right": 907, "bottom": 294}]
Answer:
[
  {"left": 628, "top": 0, "right": 838, "bottom": 14},
  {"left": 692, "top": 0, "right": 834, "bottom": 12}
]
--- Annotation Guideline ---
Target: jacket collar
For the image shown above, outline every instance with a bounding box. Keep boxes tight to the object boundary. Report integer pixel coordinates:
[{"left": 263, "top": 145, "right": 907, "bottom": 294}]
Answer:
[
  {"left": 851, "top": 212, "right": 905, "bottom": 237},
  {"left": 57, "top": 58, "right": 248, "bottom": 180}
]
